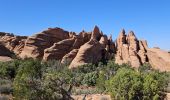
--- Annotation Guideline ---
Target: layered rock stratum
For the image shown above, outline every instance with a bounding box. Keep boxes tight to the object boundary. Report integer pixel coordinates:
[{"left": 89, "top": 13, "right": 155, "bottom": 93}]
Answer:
[{"left": 0, "top": 26, "right": 170, "bottom": 71}]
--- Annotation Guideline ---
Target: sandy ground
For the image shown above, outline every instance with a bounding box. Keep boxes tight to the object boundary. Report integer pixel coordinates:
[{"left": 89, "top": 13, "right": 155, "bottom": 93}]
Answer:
[
  {"left": 0, "top": 56, "right": 12, "bottom": 62},
  {"left": 0, "top": 94, "right": 13, "bottom": 100},
  {"left": 72, "top": 94, "right": 111, "bottom": 100}
]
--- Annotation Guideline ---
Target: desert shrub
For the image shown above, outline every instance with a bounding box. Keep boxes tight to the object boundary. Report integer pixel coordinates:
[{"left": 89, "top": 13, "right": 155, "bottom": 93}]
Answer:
[
  {"left": 73, "top": 63, "right": 97, "bottom": 73},
  {"left": 96, "top": 61, "right": 131, "bottom": 93},
  {"left": 166, "top": 72, "right": 170, "bottom": 93},
  {"left": 0, "top": 78, "right": 13, "bottom": 94},
  {"left": 106, "top": 66, "right": 169, "bottom": 100},
  {"left": 70, "top": 64, "right": 99, "bottom": 86},
  {"left": 0, "top": 85, "right": 13, "bottom": 94},
  {"left": 81, "top": 71, "right": 98, "bottom": 86},
  {"left": 41, "top": 71, "right": 74, "bottom": 100},
  {"left": 96, "top": 71, "right": 106, "bottom": 93},
  {"left": 96, "top": 61, "right": 118, "bottom": 93},
  {"left": 0, "top": 59, "right": 21, "bottom": 79},
  {"left": 106, "top": 68, "right": 143, "bottom": 100},
  {"left": 1, "top": 58, "right": 168, "bottom": 100},
  {"left": 72, "top": 86, "right": 98, "bottom": 95},
  {"left": 142, "top": 71, "right": 168, "bottom": 100},
  {"left": 138, "top": 63, "right": 152, "bottom": 72},
  {"left": 71, "top": 72, "right": 85, "bottom": 86},
  {"left": 13, "top": 59, "right": 45, "bottom": 99},
  {"left": 13, "top": 59, "right": 73, "bottom": 100}
]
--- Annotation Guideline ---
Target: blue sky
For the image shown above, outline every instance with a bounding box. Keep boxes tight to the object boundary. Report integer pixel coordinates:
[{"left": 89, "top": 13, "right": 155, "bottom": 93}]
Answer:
[{"left": 0, "top": 0, "right": 170, "bottom": 50}]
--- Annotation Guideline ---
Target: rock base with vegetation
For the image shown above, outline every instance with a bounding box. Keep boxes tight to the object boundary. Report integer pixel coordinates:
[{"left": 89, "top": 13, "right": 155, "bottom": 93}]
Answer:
[{"left": 0, "top": 58, "right": 170, "bottom": 100}]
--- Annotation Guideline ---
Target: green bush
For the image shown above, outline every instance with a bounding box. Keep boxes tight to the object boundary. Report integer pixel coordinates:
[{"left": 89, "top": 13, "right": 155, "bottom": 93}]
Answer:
[
  {"left": 106, "top": 68, "right": 143, "bottom": 100},
  {"left": 13, "top": 59, "right": 73, "bottom": 100},
  {"left": 41, "top": 71, "right": 73, "bottom": 100},
  {"left": 143, "top": 71, "right": 168, "bottom": 100},
  {"left": 13, "top": 59, "right": 45, "bottom": 99},
  {"left": 0, "top": 59, "right": 21, "bottom": 79},
  {"left": 0, "top": 58, "right": 169, "bottom": 100},
  {"left": 138, "top": 63, "right": 151, "bottom": 72},
  {"left": 81, "top": 71, "right": 98, "bottom": 86},
  {"left": 73, "top": 63, "right": 97, "bottom": 73},
  {"left": 105, "top": 67, "right": 169, "bottom": 100}
]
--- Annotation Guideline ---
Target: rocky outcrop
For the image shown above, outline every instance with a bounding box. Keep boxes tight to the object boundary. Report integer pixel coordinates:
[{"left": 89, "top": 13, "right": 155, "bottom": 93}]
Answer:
[
  {"left": 69, "top": 39, "right": 104, "bottom": 68},
  {"left": 61, "top": 49, "right": 79, "bottom": 64},
  {"left": 138, "top": 40, "right": 148, "bottom": 63},
  {"left": 69, "top": 27, "right": 106, "bottom": 68},
  {"left": 99, "top": 35, "right": 108, "bottom": 47},
  {"left": 0, "top": 26, "right": 170, "bottom": 71},
  {"left": 43, "top": 30, "right": 92, "bottom": 61},
  {"left": 147, "top": 48, "right": 170, "bottom": 71},
  {"left": 43, "top": 38, "right": 76, "bottom": 61},
  {"left": 91, "top": 26, "right": 102, "bottom": 40},
  {"left": 19, "top": 28, "right": 69, "bottom": 59},
  {"left": 0, "top": 33, "right": 27, "bottom": 55},
  {"left": 115, "top": 30, "right": 146, "bottom": 68}
]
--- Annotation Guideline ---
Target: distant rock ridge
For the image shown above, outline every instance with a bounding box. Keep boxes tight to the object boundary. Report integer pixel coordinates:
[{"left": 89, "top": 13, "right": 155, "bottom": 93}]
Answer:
[{"left": 0, "top": 26, "right": 170, "bottom": 71}]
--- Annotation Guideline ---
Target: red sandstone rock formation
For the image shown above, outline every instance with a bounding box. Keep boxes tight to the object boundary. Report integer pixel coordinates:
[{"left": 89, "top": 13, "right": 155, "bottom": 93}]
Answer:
[
  {"left": 0, "top": 32, "right": 27, "bottom": 55},
  {"left": 147, "top": 48, "right": 170, "bottom": 71},
  {"left": 19, "top": 28, "right": 69, "bottom": 59},
  {"left": 0, "top": 26, "right": 170, "bottom": 71}
]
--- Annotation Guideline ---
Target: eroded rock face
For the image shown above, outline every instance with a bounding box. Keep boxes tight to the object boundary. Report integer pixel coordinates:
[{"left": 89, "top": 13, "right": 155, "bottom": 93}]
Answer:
[
  {"left": 0, "top": 33, "right": 27, "bottom": 55},
  {"left": 69, "top": 39, "right": 104, "bottom": 68},
  {"left": 91, "top": 26, "right": 102, "bottom": 40},
  {"left": 99, "top": 35, "right": 108, "bottom": 47},
  {"left": 138, "top": 40, "right": 148, "bottom": 63},
  {"left": 69, "top": 27, "right": 105, "bottom": 68},
  {"left": 19, "top": 28, "right": 69, "bottom": 59},
  {"left": 127, "top": 31, "right": 139, "bottom": 51},
  {"left": 147, "top": 48, "right": 170, "bottom": 71},
  {"left": 61, "top": 49, "right": 79, "bottom": 64},
  {"left": 43, "top": 38, "right": 76, "bottom": 61},
  {"left": 115, "top": 30, "right": 145, "bottom": 68}
]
